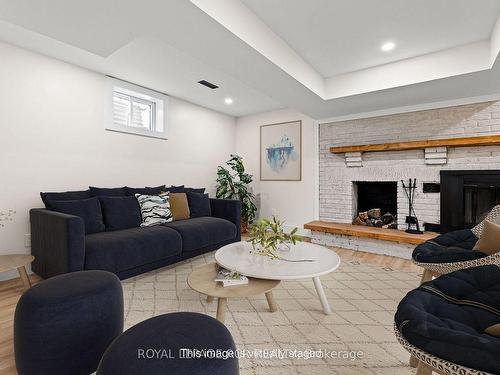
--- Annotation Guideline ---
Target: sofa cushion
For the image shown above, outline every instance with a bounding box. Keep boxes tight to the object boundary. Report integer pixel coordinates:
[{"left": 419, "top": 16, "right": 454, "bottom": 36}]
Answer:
[
  {"left": 164, "top": 217, "right": 236, "bottom": 252},
  {"left": 168, "top": 185, "right": 185, "bottom": 193},
  {"left": 49, "top": 197, "right": 104, "bottom": 235},
  {"left": 412, "top": 229, "right": 484, "bottom": 264},
  {"left": 135, "top": 192, "right": 173, "bottom": 226},
  {"left": 41, "top": 190, "right": 91, "bottom": 208},
  {"left": 187, "top": 192, "right": 211, "bottom": 218},
  {"left": 168, "top": 185, "right": 205, "bottom": 194},
  {"left": 125, "top": 186, "right": 166, "bottom": 196},
  {"left": 90, "top": 186, "right": 127, "bottom": 197},
  {"left": 472, "top": 205, "right": 500, "bottom": 237},
  {"left": 99, "top": 196, "right": 142, "bottom": 231},
  {"left": 84, "top": 226, "right": 182, "bottom": 274},
  {"left": 473, "top": 220, "right": 500, "bottom": 255},
  {"left": 395, "top": 265, "right": 500, "bottom": 374},
  {"left": 169, "top": 193, "right": 190, "bottom": 221}
]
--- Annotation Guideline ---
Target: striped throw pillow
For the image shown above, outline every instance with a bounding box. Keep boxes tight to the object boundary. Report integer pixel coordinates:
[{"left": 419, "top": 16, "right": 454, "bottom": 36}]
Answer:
[{"left": 135, "top": 192, "right": 173, "bottom": 227}]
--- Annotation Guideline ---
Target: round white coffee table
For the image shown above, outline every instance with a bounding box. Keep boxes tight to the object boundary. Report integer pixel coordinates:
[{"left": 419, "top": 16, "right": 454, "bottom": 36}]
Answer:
[{"left": 215, "top": 241, "right": 340, "bottom": 314}]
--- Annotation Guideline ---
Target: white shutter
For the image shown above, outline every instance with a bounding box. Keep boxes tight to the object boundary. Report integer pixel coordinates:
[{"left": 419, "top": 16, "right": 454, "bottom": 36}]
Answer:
[
  {"left": 112, "top": 92, "right": 130, "bottom": 126},
  {"left": 112, "top": 91, "right": 155, "bottom": 130}
]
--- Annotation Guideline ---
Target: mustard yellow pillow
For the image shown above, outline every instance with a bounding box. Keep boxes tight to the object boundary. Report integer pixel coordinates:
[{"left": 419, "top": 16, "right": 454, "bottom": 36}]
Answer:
[
  {"left": 169, "top": 193, "right": 190, "bottom": 221},
  {"left": 485, "top": 323, "right": 500, "bottom": 337},
  {"left": 473, "top": 220, "right": 500, "bottom": 255}
]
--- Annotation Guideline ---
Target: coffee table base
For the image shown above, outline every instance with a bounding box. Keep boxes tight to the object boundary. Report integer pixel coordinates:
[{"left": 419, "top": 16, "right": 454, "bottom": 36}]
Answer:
[
  {"left": 313, "top": 277, "right": 331, "bottom": 315},
  {"left": 209, "top": 290, "right": 278, "bottom": 323}
]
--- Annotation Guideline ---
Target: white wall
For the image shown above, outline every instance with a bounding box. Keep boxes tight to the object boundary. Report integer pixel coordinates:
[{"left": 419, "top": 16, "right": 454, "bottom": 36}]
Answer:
[
  {"left": 235, "top": 109, "right": 316, "bottom": 234},
  {"left": 0, "top": 42, "right": 236, "bottom": 267}
]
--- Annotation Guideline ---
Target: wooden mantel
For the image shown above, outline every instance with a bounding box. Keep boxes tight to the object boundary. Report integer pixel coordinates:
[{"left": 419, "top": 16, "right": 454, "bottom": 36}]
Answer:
[
  {"left": 330, "top": 135, "right": 500, "bottom": 154},
  {"left": 304, "top": 221, "right": 437, "bottom": 245}
]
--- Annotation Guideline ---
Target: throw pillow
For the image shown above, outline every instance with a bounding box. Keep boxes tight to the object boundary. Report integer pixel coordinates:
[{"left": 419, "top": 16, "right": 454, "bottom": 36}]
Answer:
[
  {"left": 135, "top": 192, "right": 173, "bottom": 226},
  {"left": 169, "top": 193, "right": 190, "bottom": 221},
  {"left": 472, "top": 205, "right": 500, "bottom": 237},
  {"left": 485, "top": 323, "right": 500, "bottom": 337},
  {"left": 167, "top": 185, "right": 206, "bottom": 194},
  {"left": 168, "top": 185, "right": 185, "bottom": 193},
  {"left": 185, "top": 187, "right": 206, "bottom": 194},
  {"left": 41, "top": 189, "right": 91, "bottom": 208},
  {"left": 89, "top": 186, "right": 127, "bottom": 197},
  {"left": 125, "top": 185, "right": 166, "bottom": 196},
  {"left": 187, "top": 192, "right": 211, "bottom": 218},
  {"left": 473, "top": 220, "right": 500, "bottom": 255},
  {"left": 49, "top": 197, "right": 105, "bottom": 234},
  {"left": 99, "top": 196, "right": 142, "bottom": 231}
]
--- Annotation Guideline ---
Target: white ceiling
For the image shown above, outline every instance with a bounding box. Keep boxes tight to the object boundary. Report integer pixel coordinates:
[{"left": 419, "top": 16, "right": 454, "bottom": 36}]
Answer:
[
  {"left": 242, "top": 0, "right": 500, "bottom": 77},
  {"left": 0, "top": 0, "right": 500, "bottom": 119}
]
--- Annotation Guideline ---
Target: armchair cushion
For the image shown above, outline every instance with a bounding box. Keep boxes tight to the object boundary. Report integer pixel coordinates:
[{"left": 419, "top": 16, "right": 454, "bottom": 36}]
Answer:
[
  {"left": 49, "top": 197, "right": 104, "bottom": 235},
  {"left": 412, "top": 229, "right": 485, "bottom": 264},
  {"left": 395, "top": 265, "right": 500, "bottom": 374}
]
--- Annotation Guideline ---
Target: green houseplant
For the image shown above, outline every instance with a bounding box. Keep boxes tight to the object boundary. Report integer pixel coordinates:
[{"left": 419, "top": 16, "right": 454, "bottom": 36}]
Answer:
[
  {"left": 216, "top": 154, "right": 257, "bottom": 233},
  {"left": 247, "top": 216, "right": 301, "bottom": 260}
]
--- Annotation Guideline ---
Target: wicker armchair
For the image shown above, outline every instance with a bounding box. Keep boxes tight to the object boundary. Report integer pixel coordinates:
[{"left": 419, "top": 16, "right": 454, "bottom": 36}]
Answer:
[
  {"left": 395, "top": 265, "right": 500, "bottom": 375},
  {"left": 414, "top": 206, "right": 500, "bottom": 283},
  {"left": 394, "top": 325, "right": 493, "bottom": 375}
]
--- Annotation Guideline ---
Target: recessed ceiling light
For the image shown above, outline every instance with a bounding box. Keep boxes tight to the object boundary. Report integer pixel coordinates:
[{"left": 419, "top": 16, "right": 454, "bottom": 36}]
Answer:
[
  {"left": 381, "top": 41, "right": 396, "bottom": 52},
  {"left": 224, "top": 97, "right": 233, "bottom": 105}
]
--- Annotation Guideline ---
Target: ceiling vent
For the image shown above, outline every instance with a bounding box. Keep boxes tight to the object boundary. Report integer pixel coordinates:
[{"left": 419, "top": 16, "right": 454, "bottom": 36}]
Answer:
[{"left": 198, "top": 80, "right": 219, "bottom": 89}]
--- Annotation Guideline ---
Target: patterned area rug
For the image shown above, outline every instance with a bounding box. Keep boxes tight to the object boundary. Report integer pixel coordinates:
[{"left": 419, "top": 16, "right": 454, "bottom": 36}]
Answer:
[{"left": 122, "top": 251, "right": 420, "bottom": 375}]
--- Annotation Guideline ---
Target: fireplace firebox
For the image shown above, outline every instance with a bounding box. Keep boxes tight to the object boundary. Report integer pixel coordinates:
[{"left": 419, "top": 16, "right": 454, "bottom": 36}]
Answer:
[
  {"left": 441, "top": 170, "right": 500, "bottom": 233},
  {"left": 353, "top": 182, "right": 398, "bottom": 228}
]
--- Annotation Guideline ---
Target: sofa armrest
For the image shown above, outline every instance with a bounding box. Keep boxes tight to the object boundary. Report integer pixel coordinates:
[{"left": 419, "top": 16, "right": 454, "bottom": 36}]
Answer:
[
  {"left": 30, "top": 208, "right": 85, "bottom": 279},
  {"left": 210, "top": 198, "right": 241, "bottom": 241}
]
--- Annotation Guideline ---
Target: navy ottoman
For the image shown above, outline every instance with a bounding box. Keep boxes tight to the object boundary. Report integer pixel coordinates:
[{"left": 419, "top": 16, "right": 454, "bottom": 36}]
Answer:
[
  {"left": 97, "top": 312, "right": 239, "bottom": 375},
  {"left": 14, "top": 271, "right": 124, "bottom": 375}
]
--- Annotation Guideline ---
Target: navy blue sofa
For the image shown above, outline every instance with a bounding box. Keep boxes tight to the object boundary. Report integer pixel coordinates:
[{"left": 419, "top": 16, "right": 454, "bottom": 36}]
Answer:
[{"left": 30, "top": 186, "right": 241, "bottom": 280}]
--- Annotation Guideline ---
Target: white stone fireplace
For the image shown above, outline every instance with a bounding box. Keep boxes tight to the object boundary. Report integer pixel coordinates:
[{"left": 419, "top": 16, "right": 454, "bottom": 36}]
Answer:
[{"left": 314, "top": 100, "right": 500, "bottom": 259}]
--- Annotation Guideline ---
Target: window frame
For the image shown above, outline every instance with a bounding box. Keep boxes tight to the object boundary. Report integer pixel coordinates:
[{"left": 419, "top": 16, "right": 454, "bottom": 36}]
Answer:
[{"left": 106, "top": 77, "right": 168, "bottom": 140}]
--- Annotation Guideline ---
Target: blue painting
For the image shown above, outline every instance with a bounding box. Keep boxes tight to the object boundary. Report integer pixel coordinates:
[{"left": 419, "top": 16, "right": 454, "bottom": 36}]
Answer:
[{"left": 261, "top": 121, "right": 301, "bottom": 181}]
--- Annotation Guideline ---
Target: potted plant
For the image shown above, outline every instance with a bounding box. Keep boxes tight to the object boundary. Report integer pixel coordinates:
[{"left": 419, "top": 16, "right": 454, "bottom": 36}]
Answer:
[
  {"left": 216, "top": 154, "right": 257, "bottom": 233},
  {"left": 247, "top": 216, "right": 301, "bottom": 259}
]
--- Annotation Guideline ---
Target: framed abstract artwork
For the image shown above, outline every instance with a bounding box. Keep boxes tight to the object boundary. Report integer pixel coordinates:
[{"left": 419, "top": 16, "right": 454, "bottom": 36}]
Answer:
[{"left": 260, "top": 120, "right": 302, "bottom": 181}]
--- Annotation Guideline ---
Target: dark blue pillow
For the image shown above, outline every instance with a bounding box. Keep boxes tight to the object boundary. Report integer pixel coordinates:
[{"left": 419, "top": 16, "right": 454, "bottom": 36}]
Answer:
[
  {"left": 99, "top": 196, "right": 142, "bottom": 231},
  {"left": 185, "top": 187, "right": 206, "bottom": 194},
  {"left": 125, "top": 185, "right": 165, "bottom": 196},
  {"left": 90, "top": 186, "right": 126, "bottom": 197},
  {"left": 49, "top": 197, "right": 105, "bottom": 234},
  {"left": 187, "top": 192, "right": 211, "bottom": 218},
  {"left": 168, "top": 185, "right": 185, "bottom": 193},
  {"left": 168, "top": 185, "right": 205, "bottom": 194},
  {"left": 40, "top": 190, "right": 91, "bottom": 208}
]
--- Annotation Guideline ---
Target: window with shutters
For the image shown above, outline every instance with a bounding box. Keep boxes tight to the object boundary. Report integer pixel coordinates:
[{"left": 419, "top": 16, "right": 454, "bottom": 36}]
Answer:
[{"left": 106, "top": 77, "right": 168, "bottom": 139}]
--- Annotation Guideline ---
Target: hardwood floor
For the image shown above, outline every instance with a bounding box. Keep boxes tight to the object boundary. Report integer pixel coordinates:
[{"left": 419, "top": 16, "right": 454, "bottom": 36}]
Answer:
[
  {"left": 0, "top": 274, "right": 41, "bottom": 375},
  {"left": 0, "top": 248, "right": 419, "bottom": 374}
]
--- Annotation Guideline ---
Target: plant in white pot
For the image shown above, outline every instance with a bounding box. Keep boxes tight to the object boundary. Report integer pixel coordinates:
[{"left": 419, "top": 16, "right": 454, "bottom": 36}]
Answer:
[{"left": 247, "top": 216, "right": 301, "bottom": 260}]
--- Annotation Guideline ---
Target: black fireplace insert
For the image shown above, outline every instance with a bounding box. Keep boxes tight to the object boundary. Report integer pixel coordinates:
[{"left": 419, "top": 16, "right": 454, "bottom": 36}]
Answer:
[{"left": 440, "top": 170, "right": 500, "bottom": 233}]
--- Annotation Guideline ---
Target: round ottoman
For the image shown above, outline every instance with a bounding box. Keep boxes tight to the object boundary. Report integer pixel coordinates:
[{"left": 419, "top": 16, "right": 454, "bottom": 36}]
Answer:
[
  {"left": 14, "top": 270, "right": 124, "bottom": 375},
  {"left": 97, "top": 312, "right": 239, "bottom": 375}
]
